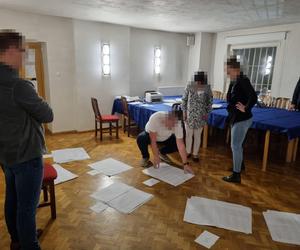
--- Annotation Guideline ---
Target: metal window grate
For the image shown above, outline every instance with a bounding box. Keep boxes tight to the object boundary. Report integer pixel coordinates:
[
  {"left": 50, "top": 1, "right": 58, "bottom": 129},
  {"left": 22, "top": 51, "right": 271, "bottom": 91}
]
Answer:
[{"left": 233, "top": 47, "right": 277, "bottom": 94}]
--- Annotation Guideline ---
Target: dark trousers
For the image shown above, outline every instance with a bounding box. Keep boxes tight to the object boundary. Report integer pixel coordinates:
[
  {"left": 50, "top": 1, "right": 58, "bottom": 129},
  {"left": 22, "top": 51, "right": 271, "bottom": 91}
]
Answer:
[
  {"left": 2, "top": 157, "right": 43, "bottom": 250},
  {"left": 136, "top": 131, "right": 178, "bottom": 159}
]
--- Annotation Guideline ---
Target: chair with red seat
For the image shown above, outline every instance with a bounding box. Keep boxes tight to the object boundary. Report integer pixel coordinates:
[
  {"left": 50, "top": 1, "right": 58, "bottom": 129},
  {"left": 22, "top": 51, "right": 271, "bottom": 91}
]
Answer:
[
  {"left": 38, "top": 163, "right": 57, "bottom": 219},
  {"left": 91, "top": 97, "right": 119, "bottom": 141}
]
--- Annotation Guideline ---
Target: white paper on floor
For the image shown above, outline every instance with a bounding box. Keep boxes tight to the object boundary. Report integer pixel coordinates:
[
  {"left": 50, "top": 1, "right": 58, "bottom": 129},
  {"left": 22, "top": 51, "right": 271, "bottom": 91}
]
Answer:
[
  {"left": 195, "top": 231, "right": 219, "bottom": 249},
  {"left": 143, "top": 178, "right": 160, "bottom": 187},
  {"left": 108, "top": 188, "right": 153, "bottom": 214},
  {"left": 90, "top": 182, "right": 153, "bottom": 214},
  {"left": 90, "top": 202, "right": 108, "bottom": 213},
  {"left": 90, "top": 182, "right": 133, "bottom": 203},
  {"left": 263, "top": 210, "right": 300, "bottom": 245},
  {"left": 53, "top": 164, "right": 78, "bottom": 185},
  {"left": 43, "top": 154, "right": 53, "bottom": 159},
  {"left": 184, "top": 196, "right": 252, "bottom": 234},
  {"left": 87, "top": 170, "right": 101, "bottom": 176},
  {"left": 88, "top": 158, "right": 133, "bottom": 176},
  {"left": 52, "top": 147, "right": 90, "bottom": 163},
  {"left": 142, "top": 163, "right": 194, "bottom": 186}
]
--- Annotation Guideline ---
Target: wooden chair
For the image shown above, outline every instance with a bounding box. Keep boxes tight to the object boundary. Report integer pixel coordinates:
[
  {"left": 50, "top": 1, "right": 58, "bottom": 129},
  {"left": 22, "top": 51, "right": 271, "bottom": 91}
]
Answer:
[
  {"left": 120, "top": 96, "right": 137, "bottom": 137},
  {"left": 38, "top": 163, "right": 57, "bottom": 219},
  {"left": 212, "top": 90, "right": 222, "bottom": 99},
  {"left": 91, "top": 97, "right": 119, "bottom": 141},
  {"left": 275, "top": 97, "right": 290, "bottom": 109}
]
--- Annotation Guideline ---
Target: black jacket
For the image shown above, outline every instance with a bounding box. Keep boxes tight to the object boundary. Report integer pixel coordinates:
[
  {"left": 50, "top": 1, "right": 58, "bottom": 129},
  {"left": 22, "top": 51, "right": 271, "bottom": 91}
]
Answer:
[
  {"left": 292, "top": 77, "right": 300, "bottom": 110},
  {"left": 0, "top": 63, "right": 53, "bottom": 166},
  {"left": 226, "top": 73, "right": 257, "bottom": 124}
]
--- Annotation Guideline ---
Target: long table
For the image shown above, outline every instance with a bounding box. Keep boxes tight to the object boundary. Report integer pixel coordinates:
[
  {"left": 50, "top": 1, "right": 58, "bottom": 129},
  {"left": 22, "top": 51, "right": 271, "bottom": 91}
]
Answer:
[{"left": 112, "top": 97, "right": 300, "bottom": 170}]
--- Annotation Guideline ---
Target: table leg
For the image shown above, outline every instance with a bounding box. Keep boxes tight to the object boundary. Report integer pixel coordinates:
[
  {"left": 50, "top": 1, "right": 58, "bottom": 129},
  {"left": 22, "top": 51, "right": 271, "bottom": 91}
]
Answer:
[
  {"left": 286, "top": 139, "right": 295, "bottom": 163},
  {"left": 262, "top": 130, "right": 270, "bottom": 171},
  {"left": 202, "top": 125, "right": 208, "bottom": 149},
  {"left": 293, "top": 138, "right": 299, "bottom": 162}
]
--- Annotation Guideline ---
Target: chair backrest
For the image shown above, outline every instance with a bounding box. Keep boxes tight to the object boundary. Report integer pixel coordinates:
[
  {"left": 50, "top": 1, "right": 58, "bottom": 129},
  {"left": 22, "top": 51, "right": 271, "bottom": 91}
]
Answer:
[
  {"left": 144, "top": 90, "right": 156, "bottom": 98},
  {"left": 212, "top": 90, "right": 222, "bottom": 99},
  {"left": 120, "top": 96, "right": 129, "bottom": 116},
  {"left": 91, "top": 97, "right": 101, "bottom": 119},
  {"left": 275, "top": 97, "right": 290, "bottom": 109}
]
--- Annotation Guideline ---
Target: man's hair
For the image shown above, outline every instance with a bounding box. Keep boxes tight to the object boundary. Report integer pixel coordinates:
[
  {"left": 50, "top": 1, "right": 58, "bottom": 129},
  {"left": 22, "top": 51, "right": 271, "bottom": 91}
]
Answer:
[
  {"left": 226, "top": 56, "right": 240, "bottom": 69},
  {"left": 0, "top": 30, "right": 23, "bottom": 53}
]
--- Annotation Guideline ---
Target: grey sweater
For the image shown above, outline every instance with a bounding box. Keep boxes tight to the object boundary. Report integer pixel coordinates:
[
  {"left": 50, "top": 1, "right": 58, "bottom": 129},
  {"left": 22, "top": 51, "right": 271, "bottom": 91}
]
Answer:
[{"left": 0, "top": 63, "right": 53, "bottom": 166}]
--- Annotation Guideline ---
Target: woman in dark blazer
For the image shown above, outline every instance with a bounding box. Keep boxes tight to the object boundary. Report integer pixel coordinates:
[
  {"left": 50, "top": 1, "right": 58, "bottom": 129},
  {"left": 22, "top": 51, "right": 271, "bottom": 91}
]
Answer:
[{"left": 290, "top": 77, "right": 300, "bottom": 111}]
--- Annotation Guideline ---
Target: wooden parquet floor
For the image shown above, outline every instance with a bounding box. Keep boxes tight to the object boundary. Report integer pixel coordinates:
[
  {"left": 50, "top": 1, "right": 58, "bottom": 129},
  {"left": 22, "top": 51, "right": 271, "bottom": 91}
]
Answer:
[{"left": 0, "top": 131, "right": 300, "bottom": 250}]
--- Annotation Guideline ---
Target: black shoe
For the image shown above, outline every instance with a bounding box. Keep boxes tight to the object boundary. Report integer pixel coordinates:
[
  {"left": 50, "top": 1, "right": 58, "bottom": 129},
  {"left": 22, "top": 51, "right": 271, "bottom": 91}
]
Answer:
[
  {"left": 187, "top": 154, "right": 191, "bottom": 159},
  {"left": 192, "top": 155, "right": 199, "bottom": 162},
  {"left": 222, "top": 172, "right": 241, "bottom": 183},
  {"left": 37, "top": 228, "right": 43, "bottom": 239}
]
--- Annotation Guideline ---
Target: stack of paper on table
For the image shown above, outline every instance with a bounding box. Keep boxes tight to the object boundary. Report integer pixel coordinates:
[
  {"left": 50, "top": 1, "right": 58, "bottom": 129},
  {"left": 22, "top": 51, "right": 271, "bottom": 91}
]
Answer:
[
  {"left": 52, "top": 164, "right": 78, "bottom": 185},
  {"left": 263, "top": 210, "right": 300, "bottom": 245},
  {"left": 90, "top": 182, "right": 153, "bottom": 214},
  {"left": 52, "top": 147, "right": 90, "bottom": 163},
  {"left": 142, "top": 163, "right": 194, "bottom": 186},
  {"left": 184, "top": 196, "right": 252, "bottom": 234},
  {"left": 88, "top": 158, "right": 133, "bottom": 176}
]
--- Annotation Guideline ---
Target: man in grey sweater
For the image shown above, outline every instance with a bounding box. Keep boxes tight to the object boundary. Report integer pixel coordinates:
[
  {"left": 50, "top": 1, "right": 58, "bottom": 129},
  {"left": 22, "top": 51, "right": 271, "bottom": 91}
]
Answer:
[{"left": 0, "top": 30, "right": 53, "bottom": 250}]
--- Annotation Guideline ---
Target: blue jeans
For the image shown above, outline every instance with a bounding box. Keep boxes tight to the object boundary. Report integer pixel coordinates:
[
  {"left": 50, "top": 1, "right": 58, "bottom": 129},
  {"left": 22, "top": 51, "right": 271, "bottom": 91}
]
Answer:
[
  {"left": 3, "top": 157, "right": 43, "bottom": 250},
  {"left": 231, "top": 118, "right": 252, "bottom": 173}
]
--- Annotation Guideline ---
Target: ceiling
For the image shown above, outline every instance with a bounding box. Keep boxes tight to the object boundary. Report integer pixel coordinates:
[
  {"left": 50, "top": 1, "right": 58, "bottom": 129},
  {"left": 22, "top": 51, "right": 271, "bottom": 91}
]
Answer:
[{"left": 1, "top": 0, "right": 300, "bottom": 33}]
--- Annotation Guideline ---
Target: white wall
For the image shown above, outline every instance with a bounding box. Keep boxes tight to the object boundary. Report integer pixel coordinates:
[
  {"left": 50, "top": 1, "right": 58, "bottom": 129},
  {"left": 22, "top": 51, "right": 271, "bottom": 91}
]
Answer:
[
  {"left": 129, "top": 28, "right": 189, "bottom": 96},
  {"left": 0, "top": 8, "right": 76, "bottom": 132},
  {"left": 187, "top": 32, "right": 201, "bottom": 80},
  {"left": 212, "top": 23, "right": 300, "bottom": 98}
]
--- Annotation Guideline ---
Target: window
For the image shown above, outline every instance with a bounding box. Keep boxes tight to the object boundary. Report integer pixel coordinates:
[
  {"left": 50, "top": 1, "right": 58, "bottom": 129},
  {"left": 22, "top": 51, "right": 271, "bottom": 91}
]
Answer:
[
  {"left": 154, "top": 47, "right": 161, "bottom": 75},
  {"left": 102, "top": 43, "right": 110, "bottom": 76},
  {"left": 233, "top": 46, "right": 277, "bottom": 93}
]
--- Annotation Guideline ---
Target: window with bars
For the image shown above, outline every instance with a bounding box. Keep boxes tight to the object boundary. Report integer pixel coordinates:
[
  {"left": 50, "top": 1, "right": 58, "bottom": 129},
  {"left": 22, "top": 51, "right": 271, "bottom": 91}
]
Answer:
[{"left": 232, "top": 46, "right": 277, "bottom": 93}]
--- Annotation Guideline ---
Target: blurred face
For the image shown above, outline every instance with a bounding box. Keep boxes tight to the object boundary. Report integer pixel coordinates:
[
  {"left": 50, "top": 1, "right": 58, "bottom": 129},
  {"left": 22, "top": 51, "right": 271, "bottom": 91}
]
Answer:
[
  {"left": 226, "top": 65, "right": 240, "bottom": 80},
  {"left": 0, "top": 44, "right": 25, "bottom": 70}
]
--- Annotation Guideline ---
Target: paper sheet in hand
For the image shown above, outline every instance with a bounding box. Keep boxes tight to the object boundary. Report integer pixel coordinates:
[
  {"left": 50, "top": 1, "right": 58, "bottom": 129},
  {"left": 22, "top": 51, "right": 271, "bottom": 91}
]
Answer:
[
  {"left": 90, "top": 202, "right": 108, "bottom": 213},
  {"left": 184, "top": 197, "right": 252, "bottom": 234},
  {"left": 108, "top": 188, "right": 153, "bottom": 214},
  {"left": 263, "top": 210, "right": 300, "bottom": 245},
  {"left": 52, "top": 147, "right": 90, "bottom": 163},
  {"left": 142, "top": 163, "right": 194, "bottom": 186},
  {"left": 90, "top": 182, "right": 133, "bottom": 203},
  {"left": 143, "top": 178, "right": 160, "bottom": 187},
  {"left": 88, "top": 158, "right": 133, "bottom": 176},
  {"left": 52, "top": 164, "right": 78, "bottom": 185},
  {"left": 195, "top": 231, "right": 219, "bottom": 249}
]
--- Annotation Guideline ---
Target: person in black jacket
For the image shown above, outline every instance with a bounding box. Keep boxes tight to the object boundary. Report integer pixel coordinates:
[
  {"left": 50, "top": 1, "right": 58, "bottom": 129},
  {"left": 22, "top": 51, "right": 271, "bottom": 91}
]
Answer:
[
  {"left": 0, "top": 30, "right": 53, "bottom": 250},
  {"left": 290, "top": 77, "right": 300, "bottom": 111},
  {"left": 223, "top": 56, "right": 257, "bottom": 183}
]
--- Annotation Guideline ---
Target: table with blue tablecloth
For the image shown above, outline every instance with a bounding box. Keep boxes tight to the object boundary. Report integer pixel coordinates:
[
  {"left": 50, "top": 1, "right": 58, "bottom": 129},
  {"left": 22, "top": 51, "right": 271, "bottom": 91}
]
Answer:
[{"left": 112, "top": 96, "right": 300, "bottom": 170}]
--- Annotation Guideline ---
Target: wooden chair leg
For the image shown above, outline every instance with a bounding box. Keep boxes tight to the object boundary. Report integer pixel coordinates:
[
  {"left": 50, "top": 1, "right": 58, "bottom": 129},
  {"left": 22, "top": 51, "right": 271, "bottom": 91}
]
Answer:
[
  {"left": 95, "top": 120, "right": 97, "bottom": 137},
  {"left": 116, "top": 121, "right": 119, "bottom": 139},
  {"left": 123, "top": 117, "right": 126, "bottom": 133},
  {"left": 109, "top": 122, "right": 112, "bottom": 136},
  {"left": 100, "top": 122, "right": 103, "bottom": 141},
  {"left": 128, "top": 117, "right": 130, "bottom": 137},
  {"left": 43, "top": 186, "right": 48, "bottom": 202},
  {"left": 49, "top": 181, "right": 56, "bottom": 219}
]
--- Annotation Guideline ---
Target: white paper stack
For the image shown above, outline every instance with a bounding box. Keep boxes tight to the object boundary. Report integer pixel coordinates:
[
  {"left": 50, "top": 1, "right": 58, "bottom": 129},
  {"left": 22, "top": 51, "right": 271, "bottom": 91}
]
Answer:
[
  {"left": 52, "top": 147, "right": 90, "bottom": 163},
  {"left": 195, "top": 231, "right": 219, "bottom": 249},
  {"left": 184, "top": 197, "right": 252, "bottom": 234},
  {"left": 90, "top": 202, "right": 108, "bottom": 213},
  {"left": 52, "top": 164, "right": 78, "bottom": 185},
  {"left": 263, "top": 210, "right": 300, "bottom": 245},
  {"left": 90, "top": 182, "right": 153, "bottom": 214},
  {"left": 142, "top": 163, "right": 194, "bottom": 186},
  {"left": 88, "top": 158, "right": 133, "bottom": 176}
]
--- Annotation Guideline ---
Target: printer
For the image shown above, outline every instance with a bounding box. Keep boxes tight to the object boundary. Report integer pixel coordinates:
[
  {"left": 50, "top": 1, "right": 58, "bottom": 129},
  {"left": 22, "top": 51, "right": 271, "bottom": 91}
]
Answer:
[{"left": 145, "top": 91, "right": 163, "bottom": 103}]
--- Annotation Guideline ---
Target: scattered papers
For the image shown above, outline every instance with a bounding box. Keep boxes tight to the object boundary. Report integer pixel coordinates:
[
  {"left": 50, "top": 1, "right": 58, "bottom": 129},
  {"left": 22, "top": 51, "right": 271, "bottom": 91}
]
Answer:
[
  {"left": 87, "top": 170, "right": 100, "bottom": 176},
  {"left": 90, "top": 202, "right": 108, "bottom": 213},
  {"left": 142, "top": 163, "right": 194, "bottom": 186},
  {"left": 108, "top": 188, "right": 153, "bottom": 214},
  {"left": 212, "top": 104, "right": 223, "bottom": 109},
  {"left": 90, "top": 182, "right": 153, "bottom": 214},
  {"left": 88, "top": 158, "right": 133, "bottom": 176},
  {"left": 195, "top": 231, "right": 219, "bottom": 249},
  {"left": 52, "top": 147, "right": 90, "bottom": 163},
  {"left": 52, "top": 164, "right": 78, "bottom": 185},
  {"left": 143, "top": 178, "right": 160, "bottom": 187},
  {"left": 184, "top": 197, "right": 252, "bottom": 234},
  {"left": 263, "top": 210, "right": 300, "bottom": 245}
]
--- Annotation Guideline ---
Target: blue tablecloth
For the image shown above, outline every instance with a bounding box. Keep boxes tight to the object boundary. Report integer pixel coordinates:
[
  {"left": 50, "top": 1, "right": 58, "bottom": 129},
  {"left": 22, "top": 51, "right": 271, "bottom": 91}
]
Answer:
[{"left": 112, "top": 97, "right": 300, "bottom": 140}]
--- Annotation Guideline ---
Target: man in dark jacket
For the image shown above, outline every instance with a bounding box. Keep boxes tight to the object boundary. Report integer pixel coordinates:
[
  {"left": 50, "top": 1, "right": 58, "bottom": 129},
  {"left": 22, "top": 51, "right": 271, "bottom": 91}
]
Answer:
[
  {"left": 0, "top": 30, "right": 53, "bottom": 250},
  {"left": 290, "top": 77, "right": 300, "bottom": 111},
  {"left": 223, "top": 56, "right": 257, "bottom": 183}
]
